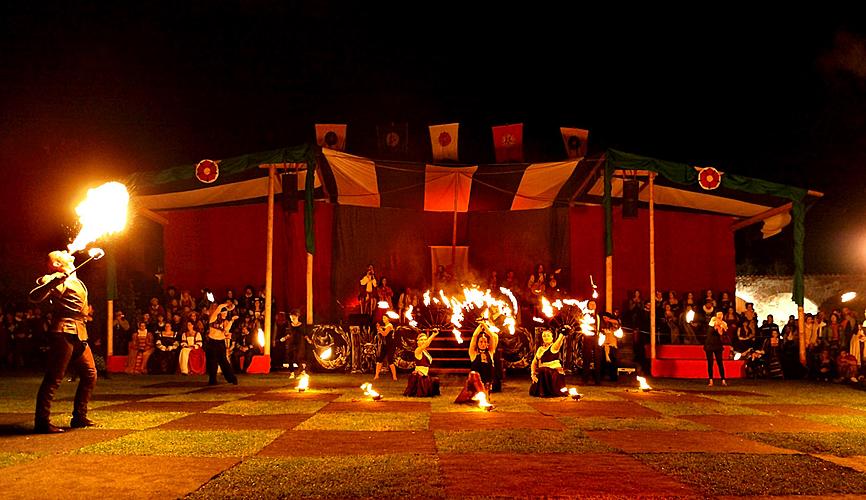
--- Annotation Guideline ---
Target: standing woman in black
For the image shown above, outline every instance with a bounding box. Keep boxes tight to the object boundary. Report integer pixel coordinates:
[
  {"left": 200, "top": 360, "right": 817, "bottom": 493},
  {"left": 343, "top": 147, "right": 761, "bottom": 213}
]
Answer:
[
  {"left": 374, "top": 314, "right": 397, "bottom": 381},
  {"left": 206, "top": 301, "right": 239, "bottom": 385},
  {"left": 454, "top": 320, "right": 499, "bottom": 404},
  {"left": 705, "top": 311, "right": 727, "bottom": 387}
]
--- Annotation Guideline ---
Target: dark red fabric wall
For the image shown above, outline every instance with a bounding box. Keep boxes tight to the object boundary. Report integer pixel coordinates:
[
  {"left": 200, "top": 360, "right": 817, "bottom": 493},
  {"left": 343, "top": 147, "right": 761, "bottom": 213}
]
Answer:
[
  {"left": 569, "top": 205, "right": 736, "bottom": 312},
  {"left": 161, "top": 201, "right": 333, "bottom": 319}
]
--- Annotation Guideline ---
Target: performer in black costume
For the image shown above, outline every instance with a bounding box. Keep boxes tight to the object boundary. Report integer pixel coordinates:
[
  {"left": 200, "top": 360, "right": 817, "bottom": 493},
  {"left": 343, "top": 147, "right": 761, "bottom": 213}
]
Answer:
[
  {"left": 454, "top": 321, "right": 499, "bottom": 403},
  {"left": 404, "top": 329, "right": 441, "bottom": 397},
  {"left": 529, "top": 328, "right": 567, "bottom": 397},
  {"left": 374, "top": 314, "right": 397, "bottom": 381},
  {"left": 29, "top": 250, "right": 98, "bottom": 433},
  {"left": 205, "top": 301, "right": 239, "bottom": 385}
]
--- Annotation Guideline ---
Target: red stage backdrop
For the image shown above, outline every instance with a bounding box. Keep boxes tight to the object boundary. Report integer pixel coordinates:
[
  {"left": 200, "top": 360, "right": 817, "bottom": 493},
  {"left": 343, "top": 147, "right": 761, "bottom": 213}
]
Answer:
[
  {"left": 569, "top": 205, "right": 736, "bottom": 312},
  {"left": 161, "top": 201, "right": 333, "bottom": 320}
]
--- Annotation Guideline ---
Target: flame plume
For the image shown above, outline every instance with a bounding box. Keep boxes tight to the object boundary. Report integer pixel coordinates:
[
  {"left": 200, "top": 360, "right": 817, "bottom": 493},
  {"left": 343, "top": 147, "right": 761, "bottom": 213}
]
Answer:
[{"left": 68, "top": 182, "right": 129, "bottom": 253}]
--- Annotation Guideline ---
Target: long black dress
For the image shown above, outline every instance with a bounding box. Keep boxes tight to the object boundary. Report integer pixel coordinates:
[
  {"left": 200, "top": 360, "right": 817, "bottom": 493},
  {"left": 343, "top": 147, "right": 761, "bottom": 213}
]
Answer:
[{"left": 529, "top": 345, "right": 566, "bottom": 397}]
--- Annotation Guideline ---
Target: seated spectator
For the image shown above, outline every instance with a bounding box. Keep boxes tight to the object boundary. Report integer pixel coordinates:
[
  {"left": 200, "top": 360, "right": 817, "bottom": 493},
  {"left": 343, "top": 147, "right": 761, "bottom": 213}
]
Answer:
[
  {"left": 149, "top": 323, "right": 180, "bottom": 374},
  {"left": 126, "top": 321, "right": 154, "bottom": 374},
  {"left": 179, "top": 320, "right": 205, "bottom": 375}
]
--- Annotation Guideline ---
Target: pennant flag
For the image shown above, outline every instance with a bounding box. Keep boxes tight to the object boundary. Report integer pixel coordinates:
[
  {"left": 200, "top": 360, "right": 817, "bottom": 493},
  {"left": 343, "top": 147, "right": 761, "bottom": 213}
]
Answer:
[
  {"left": 321, "top": 149, "right": 578, "bottom": 212},
  {"left": 429, "top": 123, "right": 459, "bottom": 161},
  {"left": 315, "top": 124, "right": 347, "bottom": 151},
  {"left": 492, "top": 123, "right": 524, "bottom": 163},
  {"left": 560, "top": 127, "right": 589, "bottom": 159},
  {"left": 376, "top": 122, "right": 409, "bottom": 158}
]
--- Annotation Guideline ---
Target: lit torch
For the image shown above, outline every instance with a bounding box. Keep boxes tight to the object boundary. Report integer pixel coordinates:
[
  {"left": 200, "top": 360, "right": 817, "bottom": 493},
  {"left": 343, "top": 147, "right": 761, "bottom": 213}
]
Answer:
[
  {"left": 320, "top": 347, "right": 332, "bottom": 360},
  {"left": 385, "top": 310, "right": 400, "bottom": 320},
  {"left": 686, "top": 309, "right": 695, "bottom": 323},
  {"left": 568, "top": 387, "right": 582, "bottom": 401},
  {"left": 405, "top": 305, "right": 418, "bottom": 328},
  {"left": 377, "top": 301, "right": 390, "bottom": 309},
  {"left": 297, "top": 372, "right": 310, "bottom": 392},
  {"left": 614, "top": 328, "right": 624, "bottom": 339},
  {"left": 452, "top": 328, "right": 464, "bottom": 344},
  {"left": 842, "top": 292, "right": 857, "bottom": 303},
  {"left": 472, "top": 392, "right": 494, "bottom": 411},
  {"left": 360, "top": 382, "right": 383, "bottom": 401},
  {"left": 257, "top": 328, "right": 265, "bottom": 347},
  {"left": 68, "top": 181, "right": 130, "bottom": 253},
  {"left": 590, "top": 275, "right": 599, "bottom": 299},
  {"left": 541, "top": 296, "right": 555, "bottom": 318},
  {"left": 636, "top": 376, "right": 652, "bottom": 392}
]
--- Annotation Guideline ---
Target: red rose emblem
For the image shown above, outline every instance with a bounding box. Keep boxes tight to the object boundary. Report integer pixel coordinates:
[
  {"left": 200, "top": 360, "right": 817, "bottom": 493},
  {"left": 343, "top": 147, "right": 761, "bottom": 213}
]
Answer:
[
  {"left": 697, "top": 166, "right": 722, "bottom": 190},
  {"left": 195, "top": 159, "right": 219, "bottom": 184},
  {"left": 438, "top": 132, "right": 452, "bottom": 147}
]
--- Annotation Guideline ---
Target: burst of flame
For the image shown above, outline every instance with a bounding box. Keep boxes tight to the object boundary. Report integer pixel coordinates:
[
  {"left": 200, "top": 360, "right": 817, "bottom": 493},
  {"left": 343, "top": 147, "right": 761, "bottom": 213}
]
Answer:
[
  {"left": 842, "top": 292, "right": 857, "bottom": 303},
  {"left": 320, "top": 347, "right": 333, "bottom": 360},
  {"left": 377, "top": 301, "right": 390, "bottom": 309},
  {"left": 423, "top": 291, "right": 431, "bottom": 306},
  {"left": 580, "top": 312, "right": 596, "bottom": 336},
  {"left": 503, "top": 317, "right": 515, "bottom": 335},
  {"left": 686, "top": 309, "right": 695, "bottom": 323},
  {"left": 360, "top": 382, "right": 381, "bottom": 400},
  {"left": 485, "top": 322, "right": 500, "bottom": 334},
  {"left": 533, "top": 317, "right": 545, "bottom": 324},
  {"left": 206, "top": 292, "right": 215, "bottom": 302},
  {"left": 592, "top": 289, "right": 599, "bottom": 299},
  {"left": 385, "top": 310, "right": 400, "bottom": 320},
  {"left": 541, "top": 296, "right": 555, "bottom": 318},
  {"left": 297, "top": 372, "right": 310, "bottom": 391},
  {"left": 733, "top": 351, "right": 742, "bottom": 361},
  {"left": 598, "top": 332, "right": 606, "bottom": 346},
  {"left": 500, "top": 287, "right": 519, "bottom": 314},
  {"left": 472, "top": 392, "right": 493, "bottom": 409},
  {"left": 87, "top": 247, "right": 105, "bottom": 259},
  {"left": 257, "top": 328, "right": 265, "bottom": 347},
  {"left": 614, "top": 328, "right": 624, "bottom": 339},
  {"left": 568, "top": 387, "right": 579, "bottom": 397},
  {"left": 452, "top": 328, "right": 464, "bottom": 344},
  {"left": 636, "top": 376, "right": 652, "bottom": 391},
  {"left": 405, "top": 305, "right": 418, "bottom": 327},
  {"left": 68, "top": 182, "right": 129, "bottom": 253}
]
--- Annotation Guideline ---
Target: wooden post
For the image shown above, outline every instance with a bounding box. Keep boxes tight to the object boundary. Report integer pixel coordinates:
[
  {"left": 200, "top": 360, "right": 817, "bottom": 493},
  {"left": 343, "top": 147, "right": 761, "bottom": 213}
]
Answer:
[
  {"left": 605, "top": 256, "right": 613, "bottom": 313},
  {"left": 306, "top": 252, "right": 314, "bottom": 325},
  {"left": 798, "top": 305, "right": 806, "bottom": 366},
  {"left": 649, "top": 173, "right": 657, "bottom": 362},
  {"left": 107, "top": 299, "right": 114, "bottom": 356},
  {"left": 451, "top": 172, "right": 458, "bottom": 272},
  {"left": 264, "top": 165, "right": 275, "bottom": 357}
]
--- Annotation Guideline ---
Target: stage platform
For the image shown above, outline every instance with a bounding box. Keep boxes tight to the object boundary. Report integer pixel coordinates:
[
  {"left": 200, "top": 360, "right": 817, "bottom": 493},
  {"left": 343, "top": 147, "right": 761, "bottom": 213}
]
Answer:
[{"left": 647, "top": 345, "right": 746, "bottom": 379}]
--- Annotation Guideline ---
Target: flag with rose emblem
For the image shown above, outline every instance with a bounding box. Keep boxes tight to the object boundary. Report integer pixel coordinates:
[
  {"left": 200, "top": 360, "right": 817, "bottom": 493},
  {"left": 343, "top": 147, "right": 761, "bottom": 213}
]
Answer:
[
  {"left": 492, "top": 123, "right": 524, "bottom": 163},
  {"left": 429, "top": 123, "right": 459, "bottom": 161},
  {"left": 315, "top": 124, "right": 347, "bottom": 151},
  {"left": 376, "top": 122, "right": 409, "bottom": 158}
]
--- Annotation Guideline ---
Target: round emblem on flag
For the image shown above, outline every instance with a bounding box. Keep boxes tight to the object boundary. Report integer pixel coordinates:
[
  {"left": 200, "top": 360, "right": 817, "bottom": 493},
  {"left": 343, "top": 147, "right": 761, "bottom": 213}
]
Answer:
[
  {"left": 324, "top": 131, "right": 339, "bottom": 148},
  {"left": 697, "top": 166, "right": 722, "bottom": 190},
  {"left": 567, "top": 135, "right": 582, "bottom": 151},
  {"left": 195, "top": 159, "right": 219, "bottom": 184},
  {"left": 501, "top": 134, "right": 516, "bottom": 146},
  {"left": 386, "top": 131, "right": 401, "bottom": 148},
  {"left": 438, "top": 132, "right": 452, "bottom": 147}
]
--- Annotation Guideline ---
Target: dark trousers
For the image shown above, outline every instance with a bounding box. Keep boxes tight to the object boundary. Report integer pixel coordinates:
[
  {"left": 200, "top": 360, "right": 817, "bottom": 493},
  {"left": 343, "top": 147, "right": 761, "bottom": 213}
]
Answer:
[
  {"left": 205, "top": 338, "right": 237, "bottom": 384},
  {"left": 36, "top": 333, "right": 97, "bottom": 425},
  {"left": 706, "top": 348, "right": 726, "bottom": 380},
  {"left": 603, "top": 346, "right": 618, "bottom": 381}
]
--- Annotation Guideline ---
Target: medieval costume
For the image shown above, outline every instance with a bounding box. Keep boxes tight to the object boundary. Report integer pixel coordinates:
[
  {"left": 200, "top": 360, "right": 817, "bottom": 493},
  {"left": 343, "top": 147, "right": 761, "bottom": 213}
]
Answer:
[
  {"left": 149, "top": 324, "right": 180, "bottom": 374},
  {"left": 179, "top": 323, "right": 205, "bottom": 375},
  {"left": 126, "top": 323, "right": 154, "bottom": 375}
]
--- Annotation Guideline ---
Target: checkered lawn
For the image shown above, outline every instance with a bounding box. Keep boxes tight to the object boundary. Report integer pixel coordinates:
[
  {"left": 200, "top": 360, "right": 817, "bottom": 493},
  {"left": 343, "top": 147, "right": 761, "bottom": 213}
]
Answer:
[{"left": 76, "top": 429, "right": 282, "bottom": 457}]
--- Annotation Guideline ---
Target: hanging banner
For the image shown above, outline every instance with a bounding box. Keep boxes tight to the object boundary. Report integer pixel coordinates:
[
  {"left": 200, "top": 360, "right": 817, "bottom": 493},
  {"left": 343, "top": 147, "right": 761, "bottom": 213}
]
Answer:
[
  {"left": 492, "top": 123, "right": 524, "bottom": 163},
  {"left": 560, "top": 127, "right": 589, "bottom": 159},
  {"left": 315, "top": 124, "right": 347, "bottom": 151},
  {"left": 429, "top": 123, "right": 459, "bottom": 161}
]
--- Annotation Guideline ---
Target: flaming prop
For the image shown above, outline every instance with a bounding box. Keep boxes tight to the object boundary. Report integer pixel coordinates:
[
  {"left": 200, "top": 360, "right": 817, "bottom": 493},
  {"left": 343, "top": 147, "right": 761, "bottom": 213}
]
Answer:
[
  {"left": 385, "top": 310, "right": 400, "bottom": 320},
  {"left": 614, "top": 327, "right": 624, "bottom": 339},
  {"left": 598, "top": 332, "right": 606, "bottom": 346},
  {"left": 360, "top": 382, "right": 383, "bottom": 401},
  {"left": 320, "top": 347, "right": 333, "bottom": 360},
  {"left": 257, "top": 328, "right": 265, "bottom": 347},
  {"left": 377, "top": 301, "right": 390, "bottom": 309},
  {"left": 686, "top": 309, "right": 695, "bottom": 323},
  {"left": 842, "top": 292, "right": 857, "bottom": 303},
  {"left": 472, "top": 392, "right": 494, "bottom": 411},
  {"left": 636, "top": 376, "right": 652, "bottom": 392},
  {"left": 568, "top": 387, "right": 582, "bottom": 401},
  {"left": 590, "top": 274, "right": 599, "bottom": 299},
  {"left": 405, "top": 305, "right": 418, "bottom": 327},
  {"left": 451, "top": 328, "right": 464, "bottom": 344},
  {"left": 297, "top": 372, "right": 310, "bottom": 392},
  {"left": 206, "top": 291, "right": 215, "bottom": 302},
  {"left": 68, "top": 181, "right": 129, "bottom": 253}
]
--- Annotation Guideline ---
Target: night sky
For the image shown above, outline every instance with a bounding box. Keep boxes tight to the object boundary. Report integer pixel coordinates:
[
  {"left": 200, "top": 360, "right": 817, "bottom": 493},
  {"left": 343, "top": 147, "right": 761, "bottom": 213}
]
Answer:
[{"left": 1, "top": 3, "right": 865, "bottom": 281}]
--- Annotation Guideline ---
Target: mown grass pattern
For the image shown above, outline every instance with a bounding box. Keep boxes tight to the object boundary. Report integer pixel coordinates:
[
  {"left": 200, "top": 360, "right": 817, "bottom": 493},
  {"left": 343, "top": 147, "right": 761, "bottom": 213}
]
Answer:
[{"left": 77, "top": 429, "right": 281, "bottom": 457}]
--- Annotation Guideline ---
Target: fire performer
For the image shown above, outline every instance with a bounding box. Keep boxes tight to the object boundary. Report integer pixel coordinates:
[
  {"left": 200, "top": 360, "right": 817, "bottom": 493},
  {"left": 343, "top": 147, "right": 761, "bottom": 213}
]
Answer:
[
  {"left": 579, "top": 299, "right": 603, "bottom": 385},
  {"left": 29, "top": 250, "right": 97, "bottom": 433},
  {"left": 206, "top": 301, "right": 239, "bottom": 385},
  {"left": 404, "top": 329, "right": 441, "bottom": 397},
  {"left": 374, "top": 313, "right": 398, "bottom": 381},
  {"left": 454, "top": 320, "right": 499, "bottom": 404},
  {"left": 529, "top": 328, "right": 567, "bottom": 397}
]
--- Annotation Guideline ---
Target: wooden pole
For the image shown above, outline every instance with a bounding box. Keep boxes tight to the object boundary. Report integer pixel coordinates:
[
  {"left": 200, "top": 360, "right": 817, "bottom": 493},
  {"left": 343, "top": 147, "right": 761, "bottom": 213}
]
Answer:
[
  {"left": 605, "top": 256, "right": 612, "bottom": 313},
  {"left": 649, "top": 173, "right": 657, "bottom": 362},
  {"left": 306, "top": 252, "right": 314, "bottom": 325},
  {"left": 264, "top": 165, "right": 275, "bottom": 357},
  {"left": 798, "top": 305, "right": 806, "bottom": 366},
  {"left": 451, "top": 173, "right": 458, "bottom": 272},
  {"left": 107, "top": 299, "right": 114, "bottom": 356}
]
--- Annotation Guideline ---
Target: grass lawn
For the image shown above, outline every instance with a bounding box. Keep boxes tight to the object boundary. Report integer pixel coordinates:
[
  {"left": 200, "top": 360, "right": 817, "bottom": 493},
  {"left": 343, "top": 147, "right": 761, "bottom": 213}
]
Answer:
[
  {"left": 188, "top": 454, "right": 444, "bottom": 499},
  {"left": 295, "top": 412, "right": 429, "bottom": 431},
  {"left": 0, "top": 452, "right": 42, "bottom": 469},
  {"left": 742, "top": 432, "right": 866, "bottom": 457},
  {"left": 638, "top": 400, "right": 767, "bottom": 416},
  {"left": 558, "top": 416, "right": 711, "bottom": 431},
  {"left": 434, "top": 428, "right": 612, "bottom": 453},
  {"left": 636, "top": 452, "right": 866, "bottom": 496},
  {"left": 206, "top": 399, "right": 328, "bottom": 415},
  {"left": 77, "top": 429, "right": 281, "bottom": 457},
  {"left": 84, "top": 410, "right": 189, "bottom": 430}
]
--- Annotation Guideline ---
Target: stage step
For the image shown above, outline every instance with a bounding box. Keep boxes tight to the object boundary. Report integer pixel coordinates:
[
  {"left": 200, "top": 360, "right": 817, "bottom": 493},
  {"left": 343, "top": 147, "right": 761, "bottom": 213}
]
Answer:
[{"left": 651, "top": 358, "right": 746, "bottom": 379}]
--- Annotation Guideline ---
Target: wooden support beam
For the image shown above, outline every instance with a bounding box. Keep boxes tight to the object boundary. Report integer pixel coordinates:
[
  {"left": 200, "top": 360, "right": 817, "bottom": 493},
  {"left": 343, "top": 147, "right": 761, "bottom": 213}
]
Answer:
[{"left": 137, "top": 207, "right": 169, "bottom": 226}]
